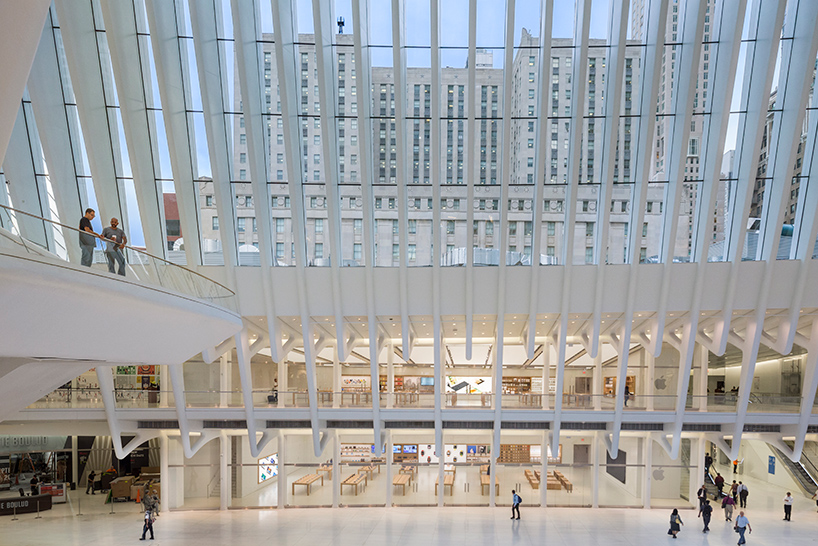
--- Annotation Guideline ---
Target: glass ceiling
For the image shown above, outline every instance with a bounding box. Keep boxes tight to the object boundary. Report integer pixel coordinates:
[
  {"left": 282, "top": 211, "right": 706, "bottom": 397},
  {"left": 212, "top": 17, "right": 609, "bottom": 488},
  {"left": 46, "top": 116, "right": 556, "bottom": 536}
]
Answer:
[{"left": 2, "top": 0, "right": 818, "bottom": 270}]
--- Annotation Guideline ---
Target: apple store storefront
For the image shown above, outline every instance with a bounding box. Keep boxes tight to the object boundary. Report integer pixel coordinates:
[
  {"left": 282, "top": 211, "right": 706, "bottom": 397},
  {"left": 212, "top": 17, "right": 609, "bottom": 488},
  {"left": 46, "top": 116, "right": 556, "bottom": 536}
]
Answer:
[{"left": 166, "top": 429, "right": 703, "bottom": 511}]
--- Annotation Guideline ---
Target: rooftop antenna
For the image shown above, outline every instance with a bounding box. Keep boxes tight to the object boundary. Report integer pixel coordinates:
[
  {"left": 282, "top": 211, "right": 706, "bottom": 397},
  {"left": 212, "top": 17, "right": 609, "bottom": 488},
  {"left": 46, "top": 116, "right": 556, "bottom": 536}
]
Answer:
[{"left": 337, "top": 16, "right": 345, "bottom": 34}]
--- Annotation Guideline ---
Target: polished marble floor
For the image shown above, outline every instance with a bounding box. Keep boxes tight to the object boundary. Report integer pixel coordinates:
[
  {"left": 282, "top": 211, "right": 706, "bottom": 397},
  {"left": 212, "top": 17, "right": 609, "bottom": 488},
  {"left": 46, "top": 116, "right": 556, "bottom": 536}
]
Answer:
[{"left": 2, "top": 479, "right": 817, "bottom": 546}]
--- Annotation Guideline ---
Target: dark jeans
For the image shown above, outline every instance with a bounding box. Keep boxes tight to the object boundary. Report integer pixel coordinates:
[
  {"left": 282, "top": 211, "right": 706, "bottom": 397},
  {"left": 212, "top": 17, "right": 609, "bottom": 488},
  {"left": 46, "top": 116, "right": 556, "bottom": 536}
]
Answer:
[
  {"left": 86, "top": 481, "right": 94, "bottom": 494},
  {"left": 105, "top": 249, "right": 126, "bottom": 276},
  {"left": 702, "top": 514, "right": 711, "bottom": 531},
  {"left": 737, "top": 526, "right": 747, "bottom": 544},
  {"left": 784, "top": 504, "right": 792, "bottom": 520},
  {"left": 511, "top": 504, "right": 520, "bottom": 519},
  {"left": 81, "top": 244, "right": 94, "bottom": 266},
  {"left": 142, "top": 519, "right": 154, "bottom": 539},
  {"left": 739, "top": 492, "right": 747, "bottom": 508}
]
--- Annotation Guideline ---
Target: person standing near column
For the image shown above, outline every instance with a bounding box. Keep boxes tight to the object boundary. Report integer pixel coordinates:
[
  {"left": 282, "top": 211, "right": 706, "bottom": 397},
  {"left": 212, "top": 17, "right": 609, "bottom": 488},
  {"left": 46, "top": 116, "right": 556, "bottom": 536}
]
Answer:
[
  {"left": 510, "top": 489, "right": 521, "bottom": 520},
  {"left": 101, "top": 217, "right": 127, "bottom": 276},
  {"left": 783, "top": 492, "right": 794, "bottom": 521},
  {"left": 734, "top": 511, "right": 751, "bottom": 545},
  {"left": 78, "top": 209, "right": 100, "bottom": 266}
]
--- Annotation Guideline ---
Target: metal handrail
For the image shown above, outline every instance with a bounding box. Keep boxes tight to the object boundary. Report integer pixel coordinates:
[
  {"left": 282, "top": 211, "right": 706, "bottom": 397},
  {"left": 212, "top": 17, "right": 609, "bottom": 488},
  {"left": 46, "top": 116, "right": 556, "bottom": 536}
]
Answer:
[{"left": 0, "top": 203, "right": 236, "bottom": 307}]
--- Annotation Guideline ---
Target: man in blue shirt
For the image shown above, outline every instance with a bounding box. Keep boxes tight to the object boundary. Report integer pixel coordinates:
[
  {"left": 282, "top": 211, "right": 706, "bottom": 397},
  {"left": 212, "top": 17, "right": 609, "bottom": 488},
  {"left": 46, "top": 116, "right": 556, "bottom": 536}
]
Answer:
[
  {"left": 510, "top": 489, "right": 521, "bottom": 520},
  {"left": 734, "top": 511, "right": 751, "bottom": 545}
]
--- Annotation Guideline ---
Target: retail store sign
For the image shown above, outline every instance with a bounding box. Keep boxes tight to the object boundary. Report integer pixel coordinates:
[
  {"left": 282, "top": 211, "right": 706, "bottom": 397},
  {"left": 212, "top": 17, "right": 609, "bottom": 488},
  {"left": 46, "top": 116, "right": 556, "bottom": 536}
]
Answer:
[
  {"left": 0, "top": 436, "right": 68, "bottom": 454},
  {"left": 768, "top": 455, "right": 775, "bottom": 475}
]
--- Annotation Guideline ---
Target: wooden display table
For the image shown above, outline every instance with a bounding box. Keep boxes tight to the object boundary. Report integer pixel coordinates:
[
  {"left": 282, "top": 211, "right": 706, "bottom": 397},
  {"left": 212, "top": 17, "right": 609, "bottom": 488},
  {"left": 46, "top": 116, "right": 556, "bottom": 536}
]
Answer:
[
  {"left": 524, "top": 469, "right": 540, "bottom": 489},
  {"left": 357, "top": 465, "right": 376, "bottom": 480},
  {"left": 392, "top": 473, "right": 412, "bottom": 495},
  {"left": 291, "top": 473, "right": 323, "bottom": 496},
  {"left": 480, "top": 464, "right": 490, "bottom": 475},
  {"left": 480, "top": 474, "right": 499, "bottom": 496},
  {"left": 435, "top": 474, "right": 454, "bottom": 495},
  {"left": 399, "top": 465, "right": 417, "bottom": 476},
  {"left": 341, "top": 473, "right": 367, "bottom": 495},
  {"left": 317, "top": 464, "right": 332, "bottom": 480}
]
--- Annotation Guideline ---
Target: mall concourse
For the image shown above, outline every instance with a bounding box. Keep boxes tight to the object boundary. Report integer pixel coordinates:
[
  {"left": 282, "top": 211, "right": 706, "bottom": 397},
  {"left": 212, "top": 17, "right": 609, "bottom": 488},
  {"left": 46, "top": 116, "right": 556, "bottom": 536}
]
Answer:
[{"left": 3, "top": 0, "right": 818, "bottom": 538}]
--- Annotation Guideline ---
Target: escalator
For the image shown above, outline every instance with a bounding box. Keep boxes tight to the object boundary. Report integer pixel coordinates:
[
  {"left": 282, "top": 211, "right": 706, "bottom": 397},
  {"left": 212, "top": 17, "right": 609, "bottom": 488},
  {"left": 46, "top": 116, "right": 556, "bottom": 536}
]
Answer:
[{"left": 769, "top": 444, "right": 818, "bottom": 496}]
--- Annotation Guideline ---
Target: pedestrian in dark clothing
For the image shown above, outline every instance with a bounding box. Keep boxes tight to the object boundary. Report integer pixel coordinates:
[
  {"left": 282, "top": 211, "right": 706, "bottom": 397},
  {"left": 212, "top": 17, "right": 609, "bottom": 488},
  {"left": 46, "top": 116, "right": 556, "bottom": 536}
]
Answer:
[
  {"left": 722, "top": 494, "right": 735, "bottom": 521},
  {"left": 701, "top": 500, "right": 712, "bottom": 532},
  {"left": 704, "top": 453, "right": 713, "bottom": 475},
  {"left": 140, "top": 509, "right": 155, "bottom": 540},
  {"left": 697, "top": 484, "right": 707, "bottom": 516},
  {"left": 101, "top": 217, "right": 127, "bottom": 276},
  {"left": 714, "top": 473, "right": 725, "bottom": 497},
  {"left": 731, "top": 480, "right": 739, "bottom": 502},
  {"left": 668, "top": 508, "right": 684, "bottom": 538},
  {"left": 78, "top": 208, "right": 100, "bottom": 266},
  {"left": 738, "top": 481, "right": 748, "bottom": 508},
  {"left": 86, "top": 470, "right": 96, "bottom": 494},
  {"left": 29, "top": 475, "right": 38, "bottom": 496},
  {"left": 510, "top": 490, "right": 521, "bottom": 520}
]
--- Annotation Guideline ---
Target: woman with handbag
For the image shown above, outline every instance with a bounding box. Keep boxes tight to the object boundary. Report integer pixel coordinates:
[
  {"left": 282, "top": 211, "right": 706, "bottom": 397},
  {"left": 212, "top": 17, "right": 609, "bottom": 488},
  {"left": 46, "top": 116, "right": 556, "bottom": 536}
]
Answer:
[{"left": 668, "top": 508, "right": 684, "bottom": 538}]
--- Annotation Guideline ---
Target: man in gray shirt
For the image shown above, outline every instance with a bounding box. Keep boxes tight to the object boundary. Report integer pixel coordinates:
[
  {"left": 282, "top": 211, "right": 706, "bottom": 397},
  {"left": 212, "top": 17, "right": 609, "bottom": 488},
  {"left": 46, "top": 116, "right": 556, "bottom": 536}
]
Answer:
[{"left": 101, "top": 217, "right": 127, "bottom": 276}]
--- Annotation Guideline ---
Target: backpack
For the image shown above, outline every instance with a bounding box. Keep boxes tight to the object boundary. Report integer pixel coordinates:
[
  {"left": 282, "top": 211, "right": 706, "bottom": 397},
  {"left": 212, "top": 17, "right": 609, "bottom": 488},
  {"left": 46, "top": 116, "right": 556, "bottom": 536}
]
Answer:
[{"left": 515, "top": 494, "right": 522, "bottom": 504}]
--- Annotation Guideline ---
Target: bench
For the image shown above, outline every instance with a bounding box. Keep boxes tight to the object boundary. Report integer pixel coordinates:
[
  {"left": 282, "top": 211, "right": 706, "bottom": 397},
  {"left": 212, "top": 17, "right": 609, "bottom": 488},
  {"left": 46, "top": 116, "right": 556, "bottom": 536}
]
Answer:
[
  {"left": 341, "top": 473, "right": 367, "bottom": 495},
  {"left": 291, "top": 473, "right": 323, "bottom": 496},
  {"left": 480, "top": 474, "right": 500, "bottom": 496},
  {"left": 435, "top": 474, "right": 454, "bottom": 496},
  {"left": 399, "top": 465, "right": 417, "bottom": 476},
  {"left": 393, "top": 473, "right": 412, "bottom": 495},
  {"left": 525, "top": 469, "right": 540, "bottom": 489}
]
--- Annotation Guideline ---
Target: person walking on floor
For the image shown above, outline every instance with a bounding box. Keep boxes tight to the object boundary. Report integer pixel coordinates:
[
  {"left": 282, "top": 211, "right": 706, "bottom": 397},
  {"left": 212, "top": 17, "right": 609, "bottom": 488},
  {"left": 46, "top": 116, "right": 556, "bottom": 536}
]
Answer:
[
  {"left": 85, "top": 470, "right": 96, "bottom": 495},
  {"left": 715, "top": 473, "right": 725, "bottom": 497},
  {"left": 731, "top": 480, "right": 739, "bottom": 502},
  {"left": 738, "top": 481, "right": 748, "bottom": 508},
  {"left": 722, "top": 493, "right": 735, "bottom": 521},
  {"left": 140, "top": 508, "right": 155, "bottom": 540},
  {"left": 510, "top": 489, "right": 521, "bottom": 520},
  {"left": 734, "top": 511, "right": 751, "bottom": 545},
  {"left": 701, "top": 500, "right": 712, "bottom": 533},
  {"left": 78, "top": 208, "right": 101, "bottom": 266},
  {"left": 697, "top": 484, "right": 708, "bottom": 516},
  {"left": 101, "top": 217, "right": 127, "bottom": 276},
  {"left": 783, "top": 492, "right": 794, "bottom": 521},
  {"left": 668, "top": 508, "right": 684, "bottom": 538}
]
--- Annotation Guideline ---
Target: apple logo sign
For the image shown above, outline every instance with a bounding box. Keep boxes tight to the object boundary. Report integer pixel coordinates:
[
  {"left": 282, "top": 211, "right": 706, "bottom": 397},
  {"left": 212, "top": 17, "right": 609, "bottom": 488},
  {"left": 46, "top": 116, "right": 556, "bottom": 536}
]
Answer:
[
  {"left": 653, "top": 469, "right": 665, "bottom": 480},
  {"left": 654, "top": 377, "right": 667, "bottom": 390}
]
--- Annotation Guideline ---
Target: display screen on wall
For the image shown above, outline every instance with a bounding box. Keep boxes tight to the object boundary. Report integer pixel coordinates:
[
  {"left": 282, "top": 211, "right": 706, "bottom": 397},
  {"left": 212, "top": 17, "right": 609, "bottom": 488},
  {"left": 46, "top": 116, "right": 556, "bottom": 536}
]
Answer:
[
  {"left": 403, "top": 445, "right": 417, "bottom": 454},
  {"left": 420, "top": 377, "right": 434, "bottom": 386},
  {"left": 258, "top": 453, "right": 278, "bottom": 484}
]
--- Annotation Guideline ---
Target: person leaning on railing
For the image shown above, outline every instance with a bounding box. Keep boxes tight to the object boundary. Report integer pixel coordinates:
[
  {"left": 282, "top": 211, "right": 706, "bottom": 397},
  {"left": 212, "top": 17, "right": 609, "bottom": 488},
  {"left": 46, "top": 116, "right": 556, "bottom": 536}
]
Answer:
[
  {"left": 101, "top": 217, "right": 127, "bottom": 276},
  {"left": 78, "top": 208, "right": 101, "bottom": 267}
]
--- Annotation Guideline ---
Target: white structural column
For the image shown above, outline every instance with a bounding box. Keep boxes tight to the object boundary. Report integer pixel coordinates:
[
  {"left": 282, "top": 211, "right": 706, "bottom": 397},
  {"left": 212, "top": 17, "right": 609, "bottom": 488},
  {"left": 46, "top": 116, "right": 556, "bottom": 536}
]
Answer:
[
  {"left": 589, "top": 0, "right": 629, "bottom": 356},
  {"left": 235, "top": 327, "right": 273, "bottom": 456},
  {"left": 53, "top": 0, "right": 124, "bottom": 225},
  {"left": 524, "top": 0, "right": 553, "bottom": 360},
  {"left": 385, "top": 430, "right": 393, "bottom": 507},
  {"left": 612, "top": 0, "right": 669, "bottom": 455},
  {"left": 552, "top": 0, "right": 591, "bottom": 458},
  {"left": 464, "top": 0, "right": 477, "bottom": 359},
  {"left": 3, "top": 104, "right": 53, "bottom": 248},
  {"left": 99, "top": 0, "right": 165, "bottom": 257},
  {"left": 792, "top": 320, "right": 818, "bottom": 458},
  {"left": 219, "top": 430, "right": 230, "bottom": 510},
  {"left": 390, "top": 0, "right": 412, "bottom": 362},
  {"left": 145, "top": 0, "right": 210, "bottom": 267},
  {"left": 167, "top": 362, "right": 219, "bottom": 458},
  {"left": 642, "top": 434, "right": 652, "bottom": 509},
  {"left": 271, "top": 0, "right": 322, "bottom": 454},
  {"left": 490, "top": 0, "right": 517, "bottom": 509},
  {"left": 277, "top": 430, "right": 286, "bottom": 508},
  {"left": 27, "top": 10, "right": 84, "bottom": 263},
  {"left": 716, "top": 0, "right": 785, "bottom": 356},
  {"left": 0, "top": 0, "right": 50, "bottom": 162},
  {"left": 540, "top": 431, "right": 548, "bottom": 507},
  {"left": 187, "top": 0, "right": 241, "bottom": 270},
  {"left": 310, "top": 0, "right": 347, "bottom": 361},
  {"left": 351, "top": 0, "right": 386, "bottom": 450},
  {"left": 592, "top": 430, "right": 600, "bottom": 508},
  {"left": 95, "top": 366, "right": 160, "bottom": 459}
]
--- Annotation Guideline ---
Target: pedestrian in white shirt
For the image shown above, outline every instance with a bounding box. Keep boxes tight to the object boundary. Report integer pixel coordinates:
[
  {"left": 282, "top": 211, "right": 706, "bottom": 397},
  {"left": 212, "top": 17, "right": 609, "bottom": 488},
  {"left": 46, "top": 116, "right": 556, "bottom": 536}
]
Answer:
[{"left": 783, "top": 492, "right": 794, "bottom": 521}]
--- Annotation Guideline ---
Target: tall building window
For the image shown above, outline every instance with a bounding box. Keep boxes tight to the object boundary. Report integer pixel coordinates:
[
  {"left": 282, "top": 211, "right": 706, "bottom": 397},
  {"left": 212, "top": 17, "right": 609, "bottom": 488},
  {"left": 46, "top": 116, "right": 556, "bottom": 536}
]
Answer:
[
  {"left": 237, "top": 217, "right": 246, "bottom": 232},
  {"left": 353, "top": 243, "right": 362, "bottom": 261},
  {"left": 276, "top": 243, "right": 284, "bottom": 259},
  {"left": 212, "top": 216, "right": 219, "bottom": 230},
  {"left": 392, "top": 244, "right": 400, "bottom": 261},
  {"left": 315, "top": 218, "right": 323, "bottom": 233},
  {"left": 408, "top": 244, "right": 416, "bottom": 261},
  {"left": 354, "top": 219, "right": 362, "bottom": 233},
  {"left": 547, "top": 222, "right": 555, "bottom": 236},
  {"left": 315, "top": 243, "right": 323, "bottom": 259},
  {"left": 276, "top": 218, "right": 285, "bottom": 233},
  {"left": 447, "top": 220, "right": 455, "bottom": 235}
]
